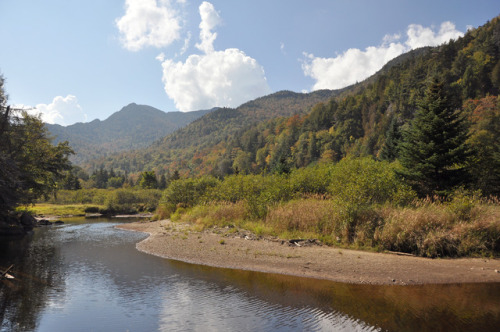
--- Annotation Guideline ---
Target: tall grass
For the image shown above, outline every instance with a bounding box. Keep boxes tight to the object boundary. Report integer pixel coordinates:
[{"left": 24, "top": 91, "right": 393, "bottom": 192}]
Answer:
[{"left": 376, "top": 197, "right": 500, "bottom": 257}]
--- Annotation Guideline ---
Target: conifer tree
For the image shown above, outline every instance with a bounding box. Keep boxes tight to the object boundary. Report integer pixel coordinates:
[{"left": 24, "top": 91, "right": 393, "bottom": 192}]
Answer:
[
  {"left": 399, "top": 79, "right": 470, "bottom": 196},
  {"left": 379, "top": 116, "right": 402, "bottom": 161}
]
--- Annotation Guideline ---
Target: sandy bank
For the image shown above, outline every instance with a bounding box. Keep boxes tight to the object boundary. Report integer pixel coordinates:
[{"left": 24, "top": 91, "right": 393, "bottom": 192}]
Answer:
[{"left": 117, "top": 220, "right": 500, "bottom": 285}]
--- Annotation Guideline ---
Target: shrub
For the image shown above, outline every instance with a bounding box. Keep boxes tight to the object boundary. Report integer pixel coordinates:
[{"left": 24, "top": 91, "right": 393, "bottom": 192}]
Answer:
[
  {"left": 288, "top": 164, "right": 333, "bottom": 196},
  {"left": 327, "top": 157, "right": 416, "bottom": 242},
  {"left": 105, "top": 189, "right": 162, "bottom": 214},
  {"left": 159, "top": 176, "right": 220, "bottom": 217},
  {"left": 208, "top": 174, "right": 292, "bottom": 218},
  {"left": 446, "top": 188, "right": 483, "bottom": 222}
]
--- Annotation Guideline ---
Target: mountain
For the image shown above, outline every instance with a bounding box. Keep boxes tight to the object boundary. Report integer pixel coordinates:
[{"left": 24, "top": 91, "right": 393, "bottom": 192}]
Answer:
[
  {"left": 87, "top": 16, "right": 500, "bottom": 185},
  {"left": 46, "top": 103, "right": 213, "bottom": 164}
]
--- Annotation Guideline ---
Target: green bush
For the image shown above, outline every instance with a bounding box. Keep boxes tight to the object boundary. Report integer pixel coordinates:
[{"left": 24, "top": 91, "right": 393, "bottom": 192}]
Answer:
[
  {"left": 207, "top": 174, "right": 292, "bottom": 218},
  {"left": 327, "top": 157, "right": 416, "bottom": 242},
  {"left": 288, "top": 164, "right": 333, "bottom": 196},
  {"left": 104, "top": 189, "right": 162, "bottom": 214},
  {"left": 159, "top": 176, "right": 220, "bottom": 216}
]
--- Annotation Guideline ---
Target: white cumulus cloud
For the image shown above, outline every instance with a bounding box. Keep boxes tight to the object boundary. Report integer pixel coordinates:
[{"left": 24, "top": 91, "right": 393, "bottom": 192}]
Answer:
[
  {"left": 30, "top": 95, "right": 86, "bottom": 126},
  {"left": 405, "top": 21, "right": 463, "bottom": 49},
  {"left": 116, "top": 0, "right": 182, "bottom": 51},
  {"left": 195, "top": 1, "right": 221, "bottom": 53},
  {"left": 303, "top": 21, "right": 464, "bottom": 91},
  {"left": 160, "top": 49, "right": 271, "bottom": 111},
  {"left": 158, "top": 1, "right": 271, "bottom": 112}
]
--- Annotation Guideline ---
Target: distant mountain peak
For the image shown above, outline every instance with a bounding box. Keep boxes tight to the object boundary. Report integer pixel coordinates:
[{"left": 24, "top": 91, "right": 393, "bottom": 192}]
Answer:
[{"left": 45, "top": 104, "right": 214, "bottom": 165}]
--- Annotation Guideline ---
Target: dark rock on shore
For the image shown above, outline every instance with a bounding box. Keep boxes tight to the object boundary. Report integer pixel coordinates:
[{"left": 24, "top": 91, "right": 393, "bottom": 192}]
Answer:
[
  {"left": 35, "top": 219, "right": 64, "bottom": 226},
  {"left": 0, "top": 212, "right": 36, "bottom": 236}
]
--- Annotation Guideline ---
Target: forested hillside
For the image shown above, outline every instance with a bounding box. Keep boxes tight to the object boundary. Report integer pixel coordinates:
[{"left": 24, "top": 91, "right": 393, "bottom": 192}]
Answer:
[
  {"left": 46, "top": 103, "right": 213, "bottom": 164},
  {"left": 88, "top": 89, "right": 341, "bottom": 174},
  {"left": 88, "top": 16, "right": 500, "bottom": 195}
]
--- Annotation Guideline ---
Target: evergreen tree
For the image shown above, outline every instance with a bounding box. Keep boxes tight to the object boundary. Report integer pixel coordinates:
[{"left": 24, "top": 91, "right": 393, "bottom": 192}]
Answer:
[
  {"left": 170, "top": 170, "right": 180, "bottom": 181},
  {"left": 379, "top": 116, "right": 402, "bottom": 161},
  {"left": 158, "top": 174, "right": 167, "bottom": 189},
  {"left": 399, "top": 79, "right": 470, "bottom": 196},
  {"left": 139, "top": 171, "right": 158, "bottom": 189},
  {"left": 61, "top": 170, "right": 81, "bottom": 190}
]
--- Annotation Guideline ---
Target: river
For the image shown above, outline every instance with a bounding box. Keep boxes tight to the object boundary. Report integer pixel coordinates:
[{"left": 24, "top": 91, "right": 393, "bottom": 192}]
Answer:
[{"left": 1, "top": 218, "right": 499, "bottom": 331}]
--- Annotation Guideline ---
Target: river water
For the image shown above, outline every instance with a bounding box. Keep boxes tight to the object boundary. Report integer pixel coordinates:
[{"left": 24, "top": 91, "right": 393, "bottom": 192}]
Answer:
[{"left": 0, "top": 218, "right": 499, "bottom": 332}]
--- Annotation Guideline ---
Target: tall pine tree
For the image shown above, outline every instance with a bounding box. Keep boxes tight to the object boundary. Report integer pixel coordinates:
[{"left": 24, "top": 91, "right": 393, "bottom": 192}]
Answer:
[{"left": 399, "top": 79, "right": 470, "bottom": 197}]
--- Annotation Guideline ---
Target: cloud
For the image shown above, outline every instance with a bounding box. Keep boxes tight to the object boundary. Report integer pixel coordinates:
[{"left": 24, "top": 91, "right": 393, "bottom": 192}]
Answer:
[
  {"left": 303, "top": 22, "right": 464, "bottom": 90},
  {"left": 116, "top": 0, "right": 182, "bottom": 51},
  {"left": 160, "top": 49, "right": 271, "bottom": 111},
  {"left": 178, "top": 32, "right": 192, "bottom": 56},
  {"left": 30, "top": 95, "right": 86, "bottom": 126},
  {"left": 195, "top": 1, "right": 221, "bottom": 53},
  {"left": 406, "top": 21, "right": 463, "bottom": 49},
  {"left": 280, "top": 42, "right": 286, "bottom": 55},
  {"left": 158, "top": 2, "right": 271, "bottom": 112}
]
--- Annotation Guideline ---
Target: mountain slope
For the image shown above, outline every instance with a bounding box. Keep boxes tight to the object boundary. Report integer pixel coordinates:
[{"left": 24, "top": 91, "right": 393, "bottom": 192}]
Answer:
[
  {"left": 46, "top": 103, "right": 213, "bottom": 164},
  {"left": 88, "top": 89, "right": 342, "bottom": 173}
]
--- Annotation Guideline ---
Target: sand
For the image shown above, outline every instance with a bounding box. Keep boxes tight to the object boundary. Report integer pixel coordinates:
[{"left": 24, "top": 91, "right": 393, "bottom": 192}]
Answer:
[{"left": 117, "top": 219, "right": 500, "bottom": 285}]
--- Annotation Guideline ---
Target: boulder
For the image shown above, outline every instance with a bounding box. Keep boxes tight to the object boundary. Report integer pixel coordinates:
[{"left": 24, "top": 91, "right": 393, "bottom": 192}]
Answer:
[{"left": 19, "top": 212, "right": 36, "bottom": 231}]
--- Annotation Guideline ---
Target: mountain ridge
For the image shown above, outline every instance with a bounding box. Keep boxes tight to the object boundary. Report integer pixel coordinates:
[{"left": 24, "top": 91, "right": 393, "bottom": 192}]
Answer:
[{"left": 46, "top": 103, "right": 214, "bottom": 164}]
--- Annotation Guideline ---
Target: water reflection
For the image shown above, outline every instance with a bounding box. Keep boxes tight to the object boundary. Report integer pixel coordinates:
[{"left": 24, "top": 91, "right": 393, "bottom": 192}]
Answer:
[
  {"left": 165, "top": 261, "right": 500, "bottom": 332},
  {"left": 1, "top": 218, "right": 499, "bottom": 332},
  {"left": 0, "top": 228, "right": 65, "bottom": 331}
]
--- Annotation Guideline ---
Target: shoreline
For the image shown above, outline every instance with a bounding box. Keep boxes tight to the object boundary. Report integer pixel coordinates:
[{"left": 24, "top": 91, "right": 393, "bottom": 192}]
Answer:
[{"left": 117, "top": 220, "right": 500, "bottom": 285}]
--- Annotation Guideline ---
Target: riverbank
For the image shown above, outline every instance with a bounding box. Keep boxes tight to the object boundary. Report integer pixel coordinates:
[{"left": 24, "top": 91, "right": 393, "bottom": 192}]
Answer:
[{"left": 117, "top": 220, "right": 500, "bottom": 285}]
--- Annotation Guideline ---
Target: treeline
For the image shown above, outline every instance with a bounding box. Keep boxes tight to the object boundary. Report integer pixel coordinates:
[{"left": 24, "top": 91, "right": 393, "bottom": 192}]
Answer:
[{"left": 59, "top": 166, "right": 180, "bottom": 190}]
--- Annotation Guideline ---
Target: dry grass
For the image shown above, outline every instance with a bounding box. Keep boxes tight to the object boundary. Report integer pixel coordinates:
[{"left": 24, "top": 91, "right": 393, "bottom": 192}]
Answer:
[
  {"left": 156, "top": 193, "right": 500, "bottom": 258},
  {"left": 375, "top": 202, "right": 500, "bottom": 257},
  {"left": 265, "top": 199, "right": 335, "bottom": 234}
]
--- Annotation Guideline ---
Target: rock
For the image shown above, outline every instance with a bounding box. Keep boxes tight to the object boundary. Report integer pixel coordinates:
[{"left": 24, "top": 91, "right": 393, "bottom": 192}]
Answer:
[
  {"left": 54, "top": 220, "right": 64, "bottom": 225},
  {"left": 37, "top": 219, "right": 52, "bottom": 226},
  {"left": 0, "top": 215, "right": 26, "bottom": 236},
  {"left": 19, "top": 212, "right": 36, "bottom": 231}
]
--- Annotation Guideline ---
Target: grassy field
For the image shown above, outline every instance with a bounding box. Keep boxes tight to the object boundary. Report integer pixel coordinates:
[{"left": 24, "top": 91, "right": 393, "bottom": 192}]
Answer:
[{"left": 18, "top": 203, "right": 105, "bottom": 217}]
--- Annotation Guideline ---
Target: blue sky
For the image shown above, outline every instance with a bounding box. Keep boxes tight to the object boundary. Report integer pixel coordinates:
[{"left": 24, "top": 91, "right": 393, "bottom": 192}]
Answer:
[{"left": 0, "top": 0, "right": 498, "bottom": 125}]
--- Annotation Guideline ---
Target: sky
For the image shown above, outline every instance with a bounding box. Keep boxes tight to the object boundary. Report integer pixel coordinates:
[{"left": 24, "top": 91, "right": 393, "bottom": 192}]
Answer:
[{"left": 0, "top": 0, "right": 498, "bottom": 126}]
